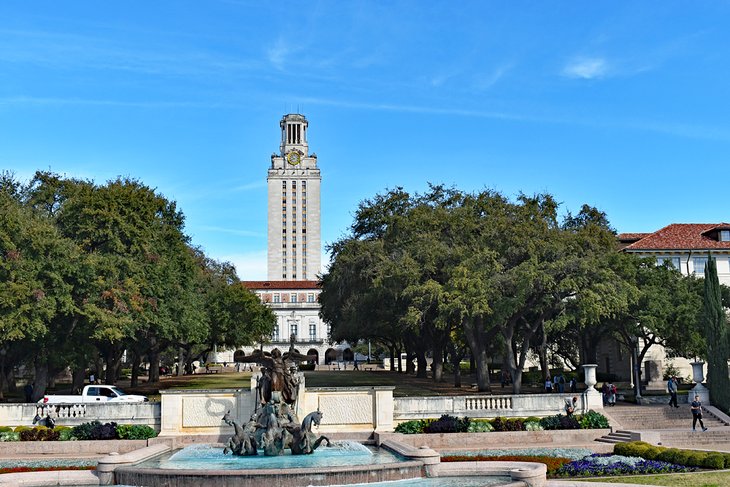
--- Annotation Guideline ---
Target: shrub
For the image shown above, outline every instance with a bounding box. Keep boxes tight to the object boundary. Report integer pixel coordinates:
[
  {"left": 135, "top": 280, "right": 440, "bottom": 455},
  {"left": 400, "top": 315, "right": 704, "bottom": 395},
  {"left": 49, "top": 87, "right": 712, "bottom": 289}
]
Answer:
[
  {"left": 13, "top": 426, "right": 30, "bottom": 433},
  {"left": 558, "top": 415, "right": 580, "bottom": 430},
  {"left": 442, "top": 454, "right": 572, "bottom": 474},
  {"left": 71, "top": 421, "right": 101, "bottom": 440},
  {"left": 0, "top": 426, "right": 12, "bottom": 433},
  {"left": 657, "top": 447, "right": 682, "bottom": 464},
  {"left": 0, "top": 432, "right": 19, "bottom": 442},
  {"left": 19, "top": 427, "right": 59, "bottom": 441},
  {"left": 116, "top": 424, "right": 157, "bottom": 440},
  {"left": 395, "top": 419, "right": 430, "bottom": 434},
  {"left": 724, "top": 453, "right": 730, "bottom": 468},
  {"left": 643, "top": 446, "right": 664, "bottom": 460},
  {"left": 467, "top": 420, "right": 494, "bottom": 433},
  {"left": 524, "top": 421, "right": 543, "bottom": 431},
  {"left": 577, "top": 410, "right": 609, "bottom": 429},
  {"left": 424, "top": 415, "right": 469, "bottom": 434},
  {"left": 91, "top": 422, "right": 118, "bottom": 440},
  {"left": 524, "top": 416, "right": 541, "bottom": 423},
  {"left": 704, "top": 454, "right": 726, "bottom": 469},
  {"left": 491, "top": 417, "right": 523, "bottom": 432},
  {"left": 539, "top": 415, "right": 561, "bottom": 430},
  {"left": 58, "top": 428, "right": 75, "bottom": 441},
  {"left": 685, "top": 452, "right": 706, "bottom": 467}
]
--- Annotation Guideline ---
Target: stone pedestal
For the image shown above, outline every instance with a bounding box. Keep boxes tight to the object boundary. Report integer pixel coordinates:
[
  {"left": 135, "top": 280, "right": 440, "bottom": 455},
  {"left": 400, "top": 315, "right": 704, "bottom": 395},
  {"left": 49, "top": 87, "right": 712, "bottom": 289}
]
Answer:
[
  {"left": 690, "top": 362, "right": 710, "bottom": 404},
  {"left": 581, "top": 364, "right": 603, "bottom": 410},
  {"left": 644, "top": 360, "right": 665, "bottom": 391}
]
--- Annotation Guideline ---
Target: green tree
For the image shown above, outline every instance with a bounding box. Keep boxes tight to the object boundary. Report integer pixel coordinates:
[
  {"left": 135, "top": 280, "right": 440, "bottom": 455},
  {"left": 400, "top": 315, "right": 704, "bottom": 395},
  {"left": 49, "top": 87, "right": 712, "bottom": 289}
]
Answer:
[{"left": 703, "top": 255, "right": 730, "bottom": 410}]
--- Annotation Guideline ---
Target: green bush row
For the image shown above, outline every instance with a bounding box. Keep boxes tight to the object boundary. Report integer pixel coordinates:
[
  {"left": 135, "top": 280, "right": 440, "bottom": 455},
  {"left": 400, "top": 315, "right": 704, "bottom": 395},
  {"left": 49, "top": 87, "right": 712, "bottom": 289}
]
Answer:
[
  {"left": 394, "top": 411, "right": 609, "bottom": 434},
  {"left": 0, "top": 423, "right": 157, "bottom": 441},
  {"left": 614, "top": 441, "right": 730, "bottom": 469}
]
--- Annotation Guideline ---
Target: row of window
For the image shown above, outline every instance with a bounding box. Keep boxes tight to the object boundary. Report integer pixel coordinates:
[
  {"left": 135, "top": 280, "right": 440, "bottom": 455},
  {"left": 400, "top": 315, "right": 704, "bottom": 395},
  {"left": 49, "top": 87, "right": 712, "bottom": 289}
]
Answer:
[
  {"left": 282, "top": 181, "right": 307, "bottom": 189},
  {"left": 271, "top": 293, "right": 316, "bottom": 303},
  {"left": 271, "top": 321, "right": 326, "bottom": 342},
  {"left": 657, "top": 256, "right": 729, "bottom": 275}
]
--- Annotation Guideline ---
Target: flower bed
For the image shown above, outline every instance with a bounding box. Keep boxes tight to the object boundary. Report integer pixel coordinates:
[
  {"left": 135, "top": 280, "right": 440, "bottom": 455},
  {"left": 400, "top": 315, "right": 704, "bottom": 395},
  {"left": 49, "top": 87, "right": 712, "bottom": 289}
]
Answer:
[
  {"left": 0, "top": 421, "right": 157, "bottom": 442},
  {"left": 394, "top": 411, "right": 608, "bottom": 434},
  {"left": 615, "top": 441, "right": 730, "bottom": 469},
  {"left": 0, "top": 465, "right": 95, "bottom": 474},
  {"left": 554, "top": 453, "right": 696, "bottom": 477},
  {"left": 0, "top": 457, "right": 97, "bottom": 474},
  {"left": 443, "top": 454, "right": 572, "bottom": 473}
]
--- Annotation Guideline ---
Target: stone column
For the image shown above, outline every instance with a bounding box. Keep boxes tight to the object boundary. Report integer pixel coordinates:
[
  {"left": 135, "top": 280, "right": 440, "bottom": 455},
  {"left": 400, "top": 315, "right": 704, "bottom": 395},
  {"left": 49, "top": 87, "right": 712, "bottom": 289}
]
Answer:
[
  {"left": 581, "top": 364, "right": 603, "bottom": 411},
  {"left": 690, "top": 361, "right": 710, "bottom": 404}
]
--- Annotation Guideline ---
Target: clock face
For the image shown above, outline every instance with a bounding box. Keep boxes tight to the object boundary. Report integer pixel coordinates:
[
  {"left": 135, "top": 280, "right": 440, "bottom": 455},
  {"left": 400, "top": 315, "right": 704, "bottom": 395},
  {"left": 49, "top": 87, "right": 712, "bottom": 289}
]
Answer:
[{"left": 286, "top": 151, "right": 302, "bottom": 166}]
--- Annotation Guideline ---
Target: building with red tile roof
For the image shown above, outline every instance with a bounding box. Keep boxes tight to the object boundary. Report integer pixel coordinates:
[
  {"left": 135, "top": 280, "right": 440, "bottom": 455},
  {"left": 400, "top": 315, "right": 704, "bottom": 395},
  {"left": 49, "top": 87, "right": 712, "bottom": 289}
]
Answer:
[{"left": 619, "top": 223, "right": 730, "bottom": 284}]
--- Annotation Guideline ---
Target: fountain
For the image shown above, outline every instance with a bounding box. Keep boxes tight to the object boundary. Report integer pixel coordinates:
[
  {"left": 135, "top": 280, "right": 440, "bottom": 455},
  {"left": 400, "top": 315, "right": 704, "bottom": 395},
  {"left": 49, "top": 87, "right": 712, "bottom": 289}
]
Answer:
[{"left": 97, "top": 338, "right": 544, "bottom": 486}]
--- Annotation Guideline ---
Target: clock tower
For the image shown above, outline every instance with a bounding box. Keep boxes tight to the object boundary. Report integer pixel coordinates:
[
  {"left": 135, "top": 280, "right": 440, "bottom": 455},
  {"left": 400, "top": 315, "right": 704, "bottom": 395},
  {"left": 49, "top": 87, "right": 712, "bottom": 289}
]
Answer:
[{"left": 267, "top": 114, "right": 321, "bottom": 280}]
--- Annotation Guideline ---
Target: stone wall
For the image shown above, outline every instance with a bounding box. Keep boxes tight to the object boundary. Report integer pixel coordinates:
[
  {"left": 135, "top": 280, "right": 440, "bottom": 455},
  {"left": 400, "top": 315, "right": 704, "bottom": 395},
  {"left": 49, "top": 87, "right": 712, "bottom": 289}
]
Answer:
[
  {"left": 0, "top": 402, "right": 160, "bottom": 429},
  {"left": 394, "top": 393, "right": 595, "bottom": 421}
]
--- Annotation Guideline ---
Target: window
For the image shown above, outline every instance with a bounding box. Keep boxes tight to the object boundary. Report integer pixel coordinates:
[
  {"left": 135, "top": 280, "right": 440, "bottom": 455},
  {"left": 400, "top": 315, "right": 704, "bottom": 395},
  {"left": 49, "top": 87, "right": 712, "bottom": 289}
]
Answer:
[
  {"left": 293, "top": 274, "right": 297, "bottom": 279},
  {"left": 292, "top": 181, "right": 296, "bottom": 188},
  {"left": 272, "top": 325, "right": 279, "bottom": 342},
  {"left": 282, "top": 181, "right": 286, "bottom": 189},
  {"left": 302, "top": 181, "right": 306, "bottom": 187},
  {"left": 290, "top": 322, "right": 298, "bottom": 337},
  {"left": 282, "top": 229, "right": 286, "bottom": 234},
  {"left": 658, "top": 257, "right": 680, "bottom": 269},
  {"left": 291, "top": 293, "right": 297, "bottom": 303},
  {"left": 273, "top": 294, "right": 280, "bottom": 303},
  {"left": 720, "top": 230, "right": 730, "bottom": 242},
  {"left": 293, "top": 206, "right": 297, "bottom": 213},
  {"left": 282, "top": 205, "right": 287, "bottom": 212},
  {"left": 282, "top": 273, "right": 286, "bottom": 279},
  {"left": 302, "top": 228, "right": 306, "bottom": 234},
  {"left": 693, "top": 257, "right": 708, "bottom": 275},
  {"left": 309, "top": 322, "right": 317, "bottom": 341},
  {"left": 307, "top": 293, "right": 315, "bottom": 303}
]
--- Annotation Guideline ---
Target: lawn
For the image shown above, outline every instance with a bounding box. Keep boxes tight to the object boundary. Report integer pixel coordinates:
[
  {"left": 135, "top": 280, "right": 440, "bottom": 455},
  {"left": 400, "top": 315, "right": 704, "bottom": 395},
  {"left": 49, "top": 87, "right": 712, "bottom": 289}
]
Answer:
[
  {"left": 583, "top": 470, "right": 730, "bottom": 487},
  {"left": 121, "top": 369, "right": 525, "bottom": 398}
]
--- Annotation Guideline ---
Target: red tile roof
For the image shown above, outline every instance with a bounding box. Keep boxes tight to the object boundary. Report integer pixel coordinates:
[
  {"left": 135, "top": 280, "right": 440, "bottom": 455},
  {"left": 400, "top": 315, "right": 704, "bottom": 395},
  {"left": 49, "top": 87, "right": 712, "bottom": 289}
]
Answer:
[
  {"left": 241, "top": 280, "right": 320, "bottom": 290},
  {"left": 617, "top": 233, "right": 652, "bottom": 242},
  {"left": 622, "top": 224, "right": 730, "bottom": 251}
]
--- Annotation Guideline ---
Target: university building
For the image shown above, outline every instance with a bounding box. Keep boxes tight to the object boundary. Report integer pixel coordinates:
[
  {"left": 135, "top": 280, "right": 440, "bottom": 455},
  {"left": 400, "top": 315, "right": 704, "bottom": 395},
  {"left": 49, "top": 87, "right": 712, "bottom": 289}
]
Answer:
[{"left": 223, "top": 114, "right": 353, "bottom": 365}]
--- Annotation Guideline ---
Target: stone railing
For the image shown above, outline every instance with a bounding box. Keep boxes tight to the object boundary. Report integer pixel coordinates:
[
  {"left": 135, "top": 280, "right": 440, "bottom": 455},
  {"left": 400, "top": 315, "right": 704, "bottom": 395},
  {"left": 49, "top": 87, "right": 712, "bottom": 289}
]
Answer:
[
  {"left": 395, "top": 393, "right": 596, "bottom": 421},
  {"left": 0, "top": 402, "right": 160, "bottom": 429}
]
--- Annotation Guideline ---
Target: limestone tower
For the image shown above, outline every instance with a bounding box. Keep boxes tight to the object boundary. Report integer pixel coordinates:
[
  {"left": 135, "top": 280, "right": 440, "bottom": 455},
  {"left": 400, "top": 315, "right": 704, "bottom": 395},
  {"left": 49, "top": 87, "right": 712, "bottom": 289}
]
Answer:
[{"left": 267, "top": 114, "right": 321, "bottom": 280}]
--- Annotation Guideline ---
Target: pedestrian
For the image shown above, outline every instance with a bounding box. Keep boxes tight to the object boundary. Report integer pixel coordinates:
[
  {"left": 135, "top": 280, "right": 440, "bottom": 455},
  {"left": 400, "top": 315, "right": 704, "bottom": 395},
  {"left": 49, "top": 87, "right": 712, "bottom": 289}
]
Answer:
[
  {"left": 557, "top": 374, "right": 565, "bottom": 393},
  {"left": 601, "top": 382, "right": 609, "bottom": 406},
  {"left": 569, "top": 377, "right": 577, "bottom": 393},
  {"left": 690, "top": 394, "right": 708, "bottom": 432},
  {"left": 667, "top": 376, "right": 679, "bottom": 408},
  {"left": 564, "top": 396, "right": 578, "bottom": 416},
  {"left": 608, "top": 383, "right": 617, "bottom": 406},
  {"left": 545, "top": 376, "right": 553, "bottom": 393}
]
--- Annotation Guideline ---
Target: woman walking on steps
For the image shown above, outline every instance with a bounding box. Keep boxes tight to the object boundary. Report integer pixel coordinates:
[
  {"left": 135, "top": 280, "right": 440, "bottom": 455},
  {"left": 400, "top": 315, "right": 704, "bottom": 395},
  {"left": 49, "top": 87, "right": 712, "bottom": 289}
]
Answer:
[{"left": 690, "top": 394, "right": 708, "bottom": 432}]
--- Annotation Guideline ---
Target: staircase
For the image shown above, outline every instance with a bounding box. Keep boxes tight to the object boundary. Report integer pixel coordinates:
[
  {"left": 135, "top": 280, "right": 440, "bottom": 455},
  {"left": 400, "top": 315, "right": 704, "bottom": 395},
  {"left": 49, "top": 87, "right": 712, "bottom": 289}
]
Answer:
[
  {"left": 595, "top": 404, "right": 730, "bottom": 451},
  {"left": 596, "top": 430, "right": 634, "bottom": 444}
]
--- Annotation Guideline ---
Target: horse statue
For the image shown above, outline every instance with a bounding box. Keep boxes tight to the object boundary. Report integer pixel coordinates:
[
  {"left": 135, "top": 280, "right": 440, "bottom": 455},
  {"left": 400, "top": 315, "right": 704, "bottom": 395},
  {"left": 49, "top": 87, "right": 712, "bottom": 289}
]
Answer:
[
  {"left": 285, "top": 410, "right": 330, "bottom": 455},
  {"left": 222, "top": 411, "right": 257, "bottom": 456}
]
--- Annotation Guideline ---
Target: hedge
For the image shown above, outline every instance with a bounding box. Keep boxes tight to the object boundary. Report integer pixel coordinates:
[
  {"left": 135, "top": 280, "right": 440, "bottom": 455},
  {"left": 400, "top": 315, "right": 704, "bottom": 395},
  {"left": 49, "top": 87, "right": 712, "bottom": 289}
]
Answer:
[{"left": 614, "top": 441, "right": 730, "bottom": 469}]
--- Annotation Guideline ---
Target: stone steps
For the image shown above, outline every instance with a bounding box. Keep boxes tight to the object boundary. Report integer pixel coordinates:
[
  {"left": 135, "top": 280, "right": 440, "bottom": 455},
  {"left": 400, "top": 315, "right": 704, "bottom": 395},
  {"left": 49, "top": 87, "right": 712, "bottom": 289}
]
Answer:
[
  {"left": 595, "top": 430, "right": 633, "bottom": 444},
  {"left": 603, "top": 405, "right": 727, "bottom": 430}
]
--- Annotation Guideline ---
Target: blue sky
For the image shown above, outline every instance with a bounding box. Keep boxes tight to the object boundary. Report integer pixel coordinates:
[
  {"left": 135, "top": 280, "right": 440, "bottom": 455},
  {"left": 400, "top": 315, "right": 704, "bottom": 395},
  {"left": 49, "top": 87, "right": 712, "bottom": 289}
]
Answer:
[{"left": 2, "top": 1, "right": 729, "bottom": 279}]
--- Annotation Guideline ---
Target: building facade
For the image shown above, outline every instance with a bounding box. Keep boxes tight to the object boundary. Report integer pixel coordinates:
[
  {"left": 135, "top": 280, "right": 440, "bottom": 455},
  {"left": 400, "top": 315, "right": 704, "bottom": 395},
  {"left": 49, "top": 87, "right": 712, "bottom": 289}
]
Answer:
[
  {"left": 228, "top": 114, "right": 349, "bottom": 365},
  {"left": 595, "top": 223, "right": 730, "bottom": 383}
]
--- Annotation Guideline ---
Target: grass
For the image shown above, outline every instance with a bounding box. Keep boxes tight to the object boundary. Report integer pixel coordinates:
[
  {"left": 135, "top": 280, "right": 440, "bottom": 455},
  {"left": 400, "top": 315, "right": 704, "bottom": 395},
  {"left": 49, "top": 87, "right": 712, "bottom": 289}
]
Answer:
[{"left": 582, "top": 470, "right": 730, "bottom": 486}]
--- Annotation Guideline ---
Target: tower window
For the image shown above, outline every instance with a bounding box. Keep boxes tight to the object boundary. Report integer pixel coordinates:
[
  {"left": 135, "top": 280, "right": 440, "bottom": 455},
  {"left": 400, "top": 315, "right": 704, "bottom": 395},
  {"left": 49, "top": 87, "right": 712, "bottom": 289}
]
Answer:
[
  {"left": 282, "top": 181, "right": 286, "bottom": 189},
  {"left": 292, "top": 181, "right": 296, "bottom": 189},
  {"left": 302, "top": 181, "right": 306, "bottom": 187}
]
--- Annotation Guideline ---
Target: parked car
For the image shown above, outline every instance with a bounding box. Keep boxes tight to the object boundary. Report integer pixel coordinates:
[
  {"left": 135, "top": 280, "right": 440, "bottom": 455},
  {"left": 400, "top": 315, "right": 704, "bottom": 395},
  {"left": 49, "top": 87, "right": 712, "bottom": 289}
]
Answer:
[{"left": 38, "top": 385, "right": 148, "bottom": 404}]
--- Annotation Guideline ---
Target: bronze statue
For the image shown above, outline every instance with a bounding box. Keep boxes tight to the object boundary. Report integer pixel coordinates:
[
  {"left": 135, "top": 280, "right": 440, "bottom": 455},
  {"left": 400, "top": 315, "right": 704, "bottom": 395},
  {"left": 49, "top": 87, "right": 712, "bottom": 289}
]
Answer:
[{"left": 238, "top": 338, "right": 315, "bottom": 405}]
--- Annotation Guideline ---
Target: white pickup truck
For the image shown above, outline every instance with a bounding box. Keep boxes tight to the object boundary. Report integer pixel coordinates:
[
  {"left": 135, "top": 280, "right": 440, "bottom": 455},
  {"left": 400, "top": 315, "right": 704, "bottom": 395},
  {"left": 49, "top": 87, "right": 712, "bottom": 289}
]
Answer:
[{"left": 38, "top": 385, "right": 148, "bottom": 404}]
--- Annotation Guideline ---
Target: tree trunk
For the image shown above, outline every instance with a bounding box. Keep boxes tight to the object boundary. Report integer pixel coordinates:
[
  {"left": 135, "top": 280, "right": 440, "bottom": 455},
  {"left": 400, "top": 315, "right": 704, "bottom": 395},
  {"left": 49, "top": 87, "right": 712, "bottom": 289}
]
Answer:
[
  {"left": 130, "top": 350, "right": 141, "bottom": 387},
  {"left": 389, "top": 345, "right": 396, "bottom": 372},
  {"left": 148, "top": 348, "right": 160, "bottom": 383},
  {"left": 103, "top": 346, "right": 124, "bottom": 385},
  {"left": 463, "top": 318, "right": 493, "bottom": 393},
  {"left": 176, "top": 347, "right": 186, "bottom": 377},
  {"left": 432, "top": 340, "right": 444, "bottom": 382},
  {"left": 415, "top": 348, "right": 427, "bottom": 379},
  {"left": 32, "top": 353, "right": 49, "bottom": 402},
  {"left": 71, "top": 368, "right": 86, "bottom": 394}
]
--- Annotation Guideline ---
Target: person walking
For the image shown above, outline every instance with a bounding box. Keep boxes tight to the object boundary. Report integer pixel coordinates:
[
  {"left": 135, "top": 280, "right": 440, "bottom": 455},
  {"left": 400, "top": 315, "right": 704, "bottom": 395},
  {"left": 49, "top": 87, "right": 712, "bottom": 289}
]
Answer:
[
  {"left": 545, "top": 376, "right": 553, "bottom": 393},
  {"left": 608, "top": 383, "right": 617, "bottom": 406},
  {"left": 667, "top": 376, "right": 679, "bottom": 408},
  {"left": 690, "top": 395, "right": 708, "bottom": 432}
]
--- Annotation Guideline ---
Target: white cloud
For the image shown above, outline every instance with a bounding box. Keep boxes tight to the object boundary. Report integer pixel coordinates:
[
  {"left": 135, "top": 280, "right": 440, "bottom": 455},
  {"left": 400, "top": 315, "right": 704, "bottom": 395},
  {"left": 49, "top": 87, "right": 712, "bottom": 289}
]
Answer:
[
  {"left": 199, "top": 226, "right": 265, "bottom": 238},
  {"left": 220, "top": 251, "right": 267, "bottom": 280},
  {"left": 562, "top": 57, "right": 608, "bottom": 79},
  {"left": 267, "top": 38, "right": 291, "bottom": 70}
]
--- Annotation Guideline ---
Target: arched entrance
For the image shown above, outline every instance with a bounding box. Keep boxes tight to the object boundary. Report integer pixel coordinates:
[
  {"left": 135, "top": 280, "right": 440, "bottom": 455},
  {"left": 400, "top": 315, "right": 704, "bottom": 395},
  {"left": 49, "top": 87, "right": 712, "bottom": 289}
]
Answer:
[
  {"left": 324, "top": 348, "right": 337, "bottom": 365},
  {"left": 233, "top": 350, "right": 245, "bottom": 362},
  {"left": 307, "top": 349, "right": 319, "bottom": 365},
  {"left": 343, "top": 348, "right": 354, "bottom": 361}
]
